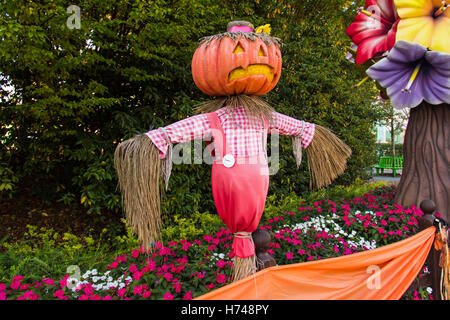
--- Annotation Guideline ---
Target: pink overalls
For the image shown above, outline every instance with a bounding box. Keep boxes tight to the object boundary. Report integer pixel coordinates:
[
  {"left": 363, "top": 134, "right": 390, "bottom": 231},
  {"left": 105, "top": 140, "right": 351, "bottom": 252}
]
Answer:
[{"left": 206, "top": 112, "right": 269, "bottom": 259}]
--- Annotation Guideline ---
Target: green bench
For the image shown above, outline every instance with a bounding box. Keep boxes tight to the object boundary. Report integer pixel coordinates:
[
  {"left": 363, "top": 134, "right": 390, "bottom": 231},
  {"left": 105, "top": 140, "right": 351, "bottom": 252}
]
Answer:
[{"left": 374, "top": 156, "right": 403, "bottom": 177}]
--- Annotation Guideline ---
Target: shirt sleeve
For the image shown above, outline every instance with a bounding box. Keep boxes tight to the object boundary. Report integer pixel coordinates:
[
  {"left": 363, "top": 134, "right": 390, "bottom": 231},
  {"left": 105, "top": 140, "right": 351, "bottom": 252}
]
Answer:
[
  {"left": 145, "top": 113, "right": 211, "bottom": 158},
  {"left": 269, "top": 111, "right": 316, "bottom": 149}
]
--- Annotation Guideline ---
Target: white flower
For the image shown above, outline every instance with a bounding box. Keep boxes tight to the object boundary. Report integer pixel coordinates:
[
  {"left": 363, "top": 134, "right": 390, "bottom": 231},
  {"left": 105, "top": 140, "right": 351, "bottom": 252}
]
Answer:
[
  {"left": 91, "top": 269, "right": 98, "bottom": 276},
  {"left": 426, "top": 287, "right": 433, "bottom": 294}
]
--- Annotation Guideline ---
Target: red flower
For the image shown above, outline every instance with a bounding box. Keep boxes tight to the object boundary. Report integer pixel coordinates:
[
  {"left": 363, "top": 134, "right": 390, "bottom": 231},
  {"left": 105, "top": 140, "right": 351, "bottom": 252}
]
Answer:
[{"left": 346, "top": 0, "right": 399, "bottom": 64}]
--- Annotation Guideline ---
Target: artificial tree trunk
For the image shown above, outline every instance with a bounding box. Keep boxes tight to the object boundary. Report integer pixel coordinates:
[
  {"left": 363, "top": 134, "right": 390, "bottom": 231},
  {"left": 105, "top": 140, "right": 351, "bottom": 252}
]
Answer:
[{"left": 394, "top": 102, "right": 450, "bottom": 222}]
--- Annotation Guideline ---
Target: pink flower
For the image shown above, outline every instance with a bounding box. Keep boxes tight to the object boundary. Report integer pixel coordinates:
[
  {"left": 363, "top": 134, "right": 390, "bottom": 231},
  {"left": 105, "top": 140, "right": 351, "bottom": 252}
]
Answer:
[
  {"left": 117, "top": 288, "right": 127, "bottom": 298},
  {"left": 205, "top": 283, "right": 215, "bottom": 289},
  {"left": 172, "top": 281, "right": 181, "bottom": 293},
  {"left": 10, "top": 281, "right": 20, "bottom": 290},
  {"left": 297, "top": 249, "right": 306, "bottom": 255},
  {"left": 54, "top": 289, "right": 67, "bottom": 300},
  {"left": 132, "top": 271, "right": 143, "bottom": 281},
  {"left": 0, "top": 292, "right": 6, "bottom": 300},
  {"left": 103, "top": 295, "right": 112, "bottom": 300},
  {"left": 164, "top": 273, "right": 173, "bottom": 282},
  {"left": 83, "top": 284, "right": 94, "bottom": 295},
  {"left": 42, "top": 278, "right": 54, "bottom": 286},
  {"left": 22, "top": 290, "right": 38, "bottom": 300},
  {"left": 286, "top": 252, "right": 294, "bottom": 260},
  {"left": 142, "top": 291, "right": 152, "bottom": 298},
  {"left": 143, "top": 260, "right": 156, "bottom": 273},
  {"left": 378, "top": 227, "right": 385, "bottom": 234},
  {"left": 133, "top": 285, "right": 143, "bottom": 295},
  {"left": 163, "top": 291, "right": 174, "bottom": 300},
  {"left": 108, "top": 261, "right": 119, "bottom": 270},
  {"left": 216, "top": 260, "right": 226, "bottom": 268},
  {"left": 216, "top": 273, "right": 226, "bottom": 284},
  {"left": 129, "top": 264, "right": 138, "bottom": 273},
  {"left": 131, "top": 249, "right": 140, "bottom": 258},
  {"left": 183, "top": 291, "right": 193, "bottom": 300},
  {"left": 158, "top": 247, "right": 171, "bottom": 256},
  {"left": 169, "top": 241, "right": 178, "bottom": 247},
  {"left": 12, "top": 275, "right": 23, "bottom": 282},
  {"left": 0, "top": 284, "right": 5, "bottom": 292},
  {"left": 60, "top": 275, "right": 70, "bottom": 289}
]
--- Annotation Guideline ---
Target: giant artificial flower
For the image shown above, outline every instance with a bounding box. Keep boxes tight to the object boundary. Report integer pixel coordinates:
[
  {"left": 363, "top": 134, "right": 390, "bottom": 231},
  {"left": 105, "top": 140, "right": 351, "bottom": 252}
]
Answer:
[
  {"left": 346, "top": 0, "right": 400, "bottom": 64},
  {"left": 394, "top": 0, "right": 450, "bottom": 53},
  {"left": 366, "top": 40, "right": 450, "bottom": 109}
]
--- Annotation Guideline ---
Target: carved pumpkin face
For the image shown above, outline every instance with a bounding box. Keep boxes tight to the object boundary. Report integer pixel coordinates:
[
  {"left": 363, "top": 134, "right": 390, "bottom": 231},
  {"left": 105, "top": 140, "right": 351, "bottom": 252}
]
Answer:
[{"left": 192, "top": 35, "right": 282, "bottom": 96}]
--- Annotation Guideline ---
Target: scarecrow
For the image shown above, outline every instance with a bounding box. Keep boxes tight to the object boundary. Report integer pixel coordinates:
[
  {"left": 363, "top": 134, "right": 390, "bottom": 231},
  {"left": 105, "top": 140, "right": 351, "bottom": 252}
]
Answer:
[{"left": 114, "top": 21, "right": 352, "bottom": 281}]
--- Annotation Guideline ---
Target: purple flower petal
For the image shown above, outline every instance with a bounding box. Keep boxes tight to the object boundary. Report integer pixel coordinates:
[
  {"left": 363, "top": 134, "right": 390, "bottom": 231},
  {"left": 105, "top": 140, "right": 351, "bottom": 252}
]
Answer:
[
  {"left": 366, "top": 57, "right": 411, "bottom": 88},
  {"left": 385, "top": 40, "right": 427, "bottom": 64},
  {"left": 387, "top": 68, "right": 424, "bottom": 109},
  {"left": 366, "top": 41, "right": 450, "bottom": 109}
]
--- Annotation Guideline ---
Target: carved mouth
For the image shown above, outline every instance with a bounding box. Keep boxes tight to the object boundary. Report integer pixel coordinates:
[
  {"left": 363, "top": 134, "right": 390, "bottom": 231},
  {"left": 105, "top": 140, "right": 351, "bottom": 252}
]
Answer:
[{"left": 228, "top": 64, "right": 274, "bottom": 82}]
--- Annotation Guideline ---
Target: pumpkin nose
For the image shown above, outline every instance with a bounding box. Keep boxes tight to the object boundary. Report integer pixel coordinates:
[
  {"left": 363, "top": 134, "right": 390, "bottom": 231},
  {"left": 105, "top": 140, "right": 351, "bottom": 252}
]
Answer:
[
  {"left": 258, "top": 46, "right": 266, "bottom": 56},
  {"left": 233, "top": 43, "right": 245, "bottom": 53}
]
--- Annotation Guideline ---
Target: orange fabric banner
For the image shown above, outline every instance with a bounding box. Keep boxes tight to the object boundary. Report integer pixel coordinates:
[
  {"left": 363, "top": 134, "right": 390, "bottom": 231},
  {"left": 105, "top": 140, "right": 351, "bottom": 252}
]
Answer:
[{"left": 196, "top": 227, "right": 435, "bottom": 300}]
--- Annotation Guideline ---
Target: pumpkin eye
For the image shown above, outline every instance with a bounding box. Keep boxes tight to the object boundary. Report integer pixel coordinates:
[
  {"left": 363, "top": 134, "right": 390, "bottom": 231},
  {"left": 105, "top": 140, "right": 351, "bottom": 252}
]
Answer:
[
  {"left": 233, "top": 42, "right": 245, "bottom": 53},
  {"left": 258, "top": 46, "right": 266, "bottom": 57}
]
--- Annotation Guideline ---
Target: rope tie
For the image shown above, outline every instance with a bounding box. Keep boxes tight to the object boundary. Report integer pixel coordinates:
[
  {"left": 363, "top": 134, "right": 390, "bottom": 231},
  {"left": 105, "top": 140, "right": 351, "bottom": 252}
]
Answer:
[{"left": 233, "top": 231, "right": 258, "bottom": 298}]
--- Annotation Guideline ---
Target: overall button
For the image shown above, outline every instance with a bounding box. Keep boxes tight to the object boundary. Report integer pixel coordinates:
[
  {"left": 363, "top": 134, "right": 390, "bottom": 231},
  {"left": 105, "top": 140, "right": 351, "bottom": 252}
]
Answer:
[{"left": 222, "top": 154, "right": 235, "bottom": 168}]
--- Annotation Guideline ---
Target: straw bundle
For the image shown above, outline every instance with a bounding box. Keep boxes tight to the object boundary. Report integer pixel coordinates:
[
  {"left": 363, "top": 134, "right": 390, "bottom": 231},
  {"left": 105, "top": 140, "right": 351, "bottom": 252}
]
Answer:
[
  {"left": 114, "top": 134, "right": 164, "bottom": 250},
  {"left": 304, "top": 125, "right": 352, "bottom": 190}
]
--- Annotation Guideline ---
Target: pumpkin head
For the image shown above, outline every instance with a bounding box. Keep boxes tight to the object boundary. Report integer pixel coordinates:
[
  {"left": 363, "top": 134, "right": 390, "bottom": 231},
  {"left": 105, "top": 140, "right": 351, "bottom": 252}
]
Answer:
[{"left": 192, "top": 21, "right": 282, "bottom": 97}]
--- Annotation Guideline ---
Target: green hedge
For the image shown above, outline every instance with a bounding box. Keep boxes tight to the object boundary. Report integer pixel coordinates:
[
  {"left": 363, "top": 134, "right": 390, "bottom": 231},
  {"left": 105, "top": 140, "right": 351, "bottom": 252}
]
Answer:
[
  {"left": 375, "top": 143, "right": 404, "bottom": 159},
  {"left": 0, "top": 0, "right": 381, "bottom": 220}
]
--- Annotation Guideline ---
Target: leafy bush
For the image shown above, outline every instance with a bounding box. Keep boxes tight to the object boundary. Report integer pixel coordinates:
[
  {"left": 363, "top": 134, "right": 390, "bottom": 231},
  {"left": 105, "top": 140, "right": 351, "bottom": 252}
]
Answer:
[
  {"left": 375, "top": 143, "right": 404, "bottom": 159},
  {"left": 0, "top": 164, "right": 19, "bottom": 199},
  {"left": 1, "top": 0, "right": 384, "bottom": 218}
]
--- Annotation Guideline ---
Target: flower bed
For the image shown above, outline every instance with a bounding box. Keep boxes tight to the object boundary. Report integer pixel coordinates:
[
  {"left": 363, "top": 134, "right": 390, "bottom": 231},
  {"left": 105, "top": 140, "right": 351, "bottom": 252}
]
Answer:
[{"left": 0, "top": 185, "right": 434, "bottom": 300}]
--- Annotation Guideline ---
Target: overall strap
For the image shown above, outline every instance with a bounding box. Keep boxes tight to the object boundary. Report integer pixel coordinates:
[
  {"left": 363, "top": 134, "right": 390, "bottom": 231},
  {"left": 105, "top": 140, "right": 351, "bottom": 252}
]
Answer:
[{"left": 206, "top": 112, "right": 228, "bottom": 159}]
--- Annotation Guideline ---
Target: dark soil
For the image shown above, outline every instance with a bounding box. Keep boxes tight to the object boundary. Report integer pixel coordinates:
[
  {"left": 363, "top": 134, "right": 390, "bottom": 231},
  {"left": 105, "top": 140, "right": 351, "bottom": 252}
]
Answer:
[{"left": 0, "top": 184, "right": 123, "bottom": 244}]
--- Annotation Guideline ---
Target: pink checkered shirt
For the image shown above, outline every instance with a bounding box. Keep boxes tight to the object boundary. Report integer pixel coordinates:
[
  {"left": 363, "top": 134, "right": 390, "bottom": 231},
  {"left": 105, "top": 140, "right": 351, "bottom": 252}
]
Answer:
[{"left": 145, "top": 105, "right": 315, "bottom": 158}]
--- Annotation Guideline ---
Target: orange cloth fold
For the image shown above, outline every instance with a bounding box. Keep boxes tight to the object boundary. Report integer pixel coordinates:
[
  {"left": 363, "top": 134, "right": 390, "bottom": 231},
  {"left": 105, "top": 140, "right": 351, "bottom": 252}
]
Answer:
[{"left": 195, "top": 227, "right": 435, "bottom": 300}]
